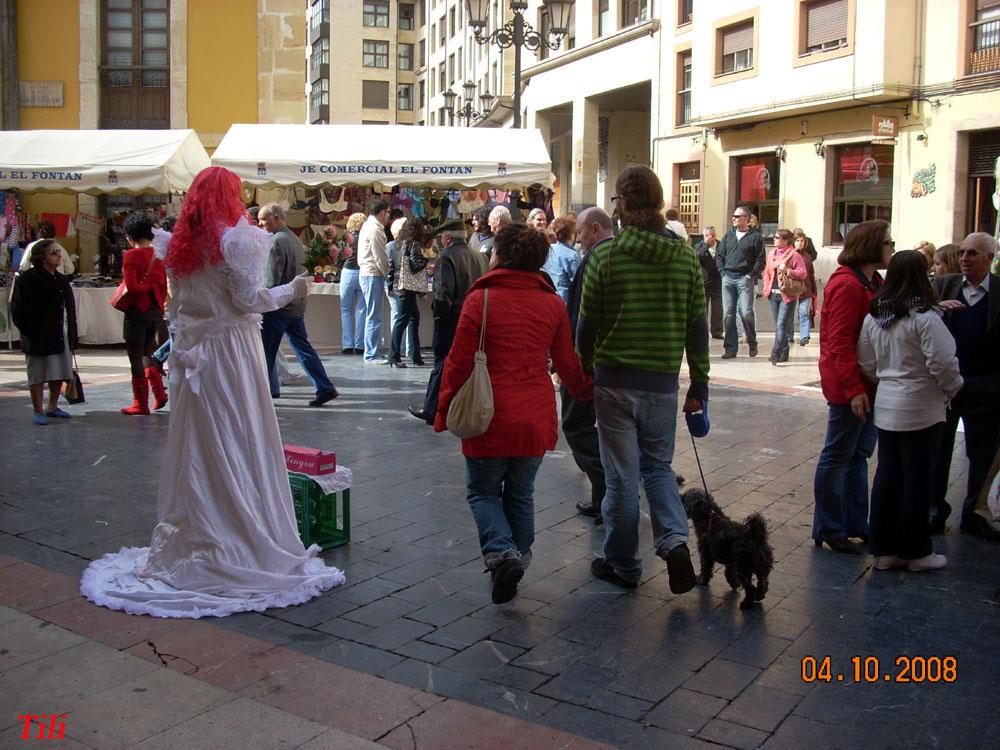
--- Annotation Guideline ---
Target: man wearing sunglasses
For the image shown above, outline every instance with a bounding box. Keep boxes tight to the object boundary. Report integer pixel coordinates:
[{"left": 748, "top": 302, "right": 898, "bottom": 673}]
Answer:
[
  {"left": 715, "top": 207, "right": 765, "bottom": 359},
  {"left": 930, "top": 232, "right": 1000, "bottom": 541}
]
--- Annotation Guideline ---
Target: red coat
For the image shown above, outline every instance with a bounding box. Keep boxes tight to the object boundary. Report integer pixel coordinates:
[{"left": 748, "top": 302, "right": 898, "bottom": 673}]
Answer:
[
  {"left": 122, "top": 246, "right": 167, "bottom": 313},
  {"left": 818, "top": 264, "right": 881, "bottom": 404},
  {"left": 434, "top": 269, "right": 592, "bottom": 457}
]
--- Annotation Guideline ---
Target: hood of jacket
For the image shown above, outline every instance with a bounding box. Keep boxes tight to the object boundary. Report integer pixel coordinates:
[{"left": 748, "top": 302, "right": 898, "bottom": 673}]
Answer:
[
  {"left": 470, "top": 267, "right": 558, "bottom": 294},
  {"left": 613, "top": 226, "right": 689, "bottom": 265}
]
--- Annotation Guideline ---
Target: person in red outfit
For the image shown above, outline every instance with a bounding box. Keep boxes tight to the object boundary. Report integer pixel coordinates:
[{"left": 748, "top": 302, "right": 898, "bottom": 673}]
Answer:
[
  {"left": 120, "top": 212, "right": 169, "bottom": 415},
  {"left": 435, "top": 223, "right": 592, "bottom": 604},
  {"left": 812, "top": 220, "right": 893, "bottom": 553}
]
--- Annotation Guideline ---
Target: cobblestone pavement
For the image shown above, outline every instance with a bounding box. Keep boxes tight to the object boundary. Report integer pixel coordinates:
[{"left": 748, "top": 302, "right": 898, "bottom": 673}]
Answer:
[{"left": 1, "top": 338, "right": 998, "bottom": 749}]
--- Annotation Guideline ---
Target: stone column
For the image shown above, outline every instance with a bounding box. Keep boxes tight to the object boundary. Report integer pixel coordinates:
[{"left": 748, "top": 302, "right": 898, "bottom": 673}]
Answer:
[
  {"left": 78, "top": 0, "right": 101, "bottom": 272},
  {"left": 257, "top": 0, "right": 307, "bottom": 124},
  {"left": 170, "top": 0, "right": 188, "bottom": 129},
  {"left": 570, "top": 96, "right": 599, "bottom": 213}
]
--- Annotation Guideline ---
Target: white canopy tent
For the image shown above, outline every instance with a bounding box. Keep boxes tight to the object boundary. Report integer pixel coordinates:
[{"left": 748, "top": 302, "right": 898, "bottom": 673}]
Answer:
[
  {"left": 0, "top": 129, "right": 211, "bottom": 194},
  {"left": 211, "top": 124, "right": 553, "bottom": 190}
]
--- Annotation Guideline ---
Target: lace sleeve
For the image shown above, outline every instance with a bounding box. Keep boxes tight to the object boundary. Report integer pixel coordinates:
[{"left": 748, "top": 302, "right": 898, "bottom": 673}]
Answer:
[
  {"left": 151, "top": 227, "right": 172, "bottom": 261},
  {"left": 220, "top": 218, "right": 296, "bottom": 313}
]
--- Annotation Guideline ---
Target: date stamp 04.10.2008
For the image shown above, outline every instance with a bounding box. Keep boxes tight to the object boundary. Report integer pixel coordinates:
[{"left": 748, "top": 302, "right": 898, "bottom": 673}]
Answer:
[{"left": 801, "top": 655, "right": 957, "bottom": 684}]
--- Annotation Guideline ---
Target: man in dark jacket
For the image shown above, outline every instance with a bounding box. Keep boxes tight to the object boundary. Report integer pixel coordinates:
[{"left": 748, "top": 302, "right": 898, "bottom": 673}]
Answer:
[
  {"left": 715, "top": 207, "right": 765, "bottom": 358},
  {"left": 930, "top": 232, "right": 1000, "bottom": 541},
  {"left": 409, "top": 219, "right": 488, "bottom": 424},
  {"left": 695, "top": 226, "right": 723, "bottom": 339}
]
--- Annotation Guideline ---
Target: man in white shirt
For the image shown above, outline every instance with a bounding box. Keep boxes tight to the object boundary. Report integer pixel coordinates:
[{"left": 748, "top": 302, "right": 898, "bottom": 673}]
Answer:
[
  {"left": 931, "top": 232, "right": 1000, "bottom": 541},
  {"left": 357, "top": 200, "right": 391, "bottom": 362}
]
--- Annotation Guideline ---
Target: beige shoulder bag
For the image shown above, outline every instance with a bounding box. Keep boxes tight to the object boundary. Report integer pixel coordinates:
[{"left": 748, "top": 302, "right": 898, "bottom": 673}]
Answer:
[{"left": 446, "top": 290, "right": 494, "bottom": 438}]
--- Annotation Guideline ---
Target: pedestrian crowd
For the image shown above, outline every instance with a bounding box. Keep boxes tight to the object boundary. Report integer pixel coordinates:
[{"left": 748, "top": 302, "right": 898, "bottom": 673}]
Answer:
[{"left": 7, "top": 162, "right": 998, "bottom": 616}]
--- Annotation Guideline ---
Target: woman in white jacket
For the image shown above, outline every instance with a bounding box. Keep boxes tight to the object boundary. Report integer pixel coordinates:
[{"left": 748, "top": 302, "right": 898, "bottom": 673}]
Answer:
[{"left": 857, "top": 250, "right": 963, "bottom": 572}]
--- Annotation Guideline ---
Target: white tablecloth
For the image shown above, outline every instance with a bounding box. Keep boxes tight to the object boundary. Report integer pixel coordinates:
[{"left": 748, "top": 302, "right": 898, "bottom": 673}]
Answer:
[
  {"left": 305, "top": 283, "right": 434, "bottom": 351},
  {"left": 73, "top": 287, "right": 125, "bottom": 345}
]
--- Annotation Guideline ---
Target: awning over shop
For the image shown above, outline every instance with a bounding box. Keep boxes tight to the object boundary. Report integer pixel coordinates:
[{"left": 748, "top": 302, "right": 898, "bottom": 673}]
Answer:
[
  {"left": 211, "top": 124, "right": 553, "bottom": 190},
  {"left": 0, "top": 129, "right": 211, "bottom": 194}
]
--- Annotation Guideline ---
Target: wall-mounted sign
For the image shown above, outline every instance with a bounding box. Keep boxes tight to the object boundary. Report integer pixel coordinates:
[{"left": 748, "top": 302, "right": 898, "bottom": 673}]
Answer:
[
  {"left": 871, "top": 115, "right": 899, "bottom": 138},
  {"left": 18, "top": 81, "right": 64, "bottom": 108}
]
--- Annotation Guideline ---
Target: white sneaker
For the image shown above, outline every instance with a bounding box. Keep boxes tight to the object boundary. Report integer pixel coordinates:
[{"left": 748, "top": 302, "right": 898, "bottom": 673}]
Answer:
[
  {"left": 873, "top": 555, "right": 906, "bottom": 570},
  {"left": 906, "top": 553, "right": 947, "bottom": 572}
]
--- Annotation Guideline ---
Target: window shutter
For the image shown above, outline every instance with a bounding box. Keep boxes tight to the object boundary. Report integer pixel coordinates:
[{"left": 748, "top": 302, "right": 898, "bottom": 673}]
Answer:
[
  {"left": 362, "top": 80, "right": 389, "bottom": 109},
  {"left": 969, "top": 129, "right": 1000, "bottom": 176},
  {"left": 806, "top": 0, "right": 848, "bottom": 47},
  {"left": 977, "top": 0, "right": 1000, "bottom": 11},
  {"left": 722, "top": 22, "right": 754, "bottom": 55}
]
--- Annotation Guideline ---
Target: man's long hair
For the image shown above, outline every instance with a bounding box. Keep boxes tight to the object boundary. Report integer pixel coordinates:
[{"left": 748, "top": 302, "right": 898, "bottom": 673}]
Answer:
[
  {"left": 167, "top": 166, "right": 248, "bottom": 278},
  {"left": 615, "top": 166, "right": 666, "bottom": 233}
]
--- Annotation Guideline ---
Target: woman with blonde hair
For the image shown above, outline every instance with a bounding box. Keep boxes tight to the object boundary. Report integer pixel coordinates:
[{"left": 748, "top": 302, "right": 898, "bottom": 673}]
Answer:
[
  {"left": 913, "top": 240, "right": 936, "bottom": 272},
  {"left": 931, "top": 243, "right": 960, "bottom": 277},
  {"left": 339, "top": 211, "right": 367, "bottom": 354}
]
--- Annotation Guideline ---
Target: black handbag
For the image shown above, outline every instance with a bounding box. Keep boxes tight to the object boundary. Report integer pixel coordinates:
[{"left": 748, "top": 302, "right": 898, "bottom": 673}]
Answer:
[{"left": 62, "top": 354, "right": 85, "bottom": 404}]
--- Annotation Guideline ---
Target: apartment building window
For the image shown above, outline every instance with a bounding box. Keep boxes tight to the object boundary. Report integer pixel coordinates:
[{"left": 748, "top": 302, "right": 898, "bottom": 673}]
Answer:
[
  {"left": 101, "top": 0, "right": 170, "bottom": 129},
  {"left": 718, "top": 21, "right": 754, "bottom": 75},
  {"left": 310, "top": 0, "right": 329, "bottom": 32},
  {"left": 449, "top": 7, "right": 456, "bottom": 37},
  {"left": 362, "top": 79, "right": 390, "bottom": 108},
  {"left": 622, "top": 1, "right": 649, "bottom": 28},
  {"left": 310, "top": 78, "right": 329, "bottom": 109},
  {"left": 430, "top": 111, "right": 435, "bottom": 125},
  {"left": 831, "top": 144, "right": 893, "bottom": 243},
  {"left": 363, "top": 40, "right": 389, "bottom": 68},
  {"left": 971, "top": 1, "right": 1000, "bottom": 73},
  {"left": 311, "top": 37, "right": 330, "bottom": 70},
  {"left": 419, "top": 39, "right": 426, "bottom": 66},
  {"left": 968, "top": 129, "right": 1000, "bottom": 234},
  {"left": 430, "top": 24, "right": 436, "bottom": 52},
  {"left": 430, "top": 76, "right": 435, "bottom": 97},
  {"left": 440, "top": 62, "right": 447, "bottom": 91},
  {"left": 678, "top": 0, "right": 693, "bottom": 25},
  {"left": 677, "top": 162, "right": 701, "bottom": 233},
  {"left": 598, "top": 0, "right": 611, "bottom": 37},
  {"left": 400, "top": 3, "right": 415, "bottom": 30},
  {"left": 399, "top": 43, "right": 414, "bottom": 70},
  {"left": 802, "top": 0, "right": 848, "bottom": 53},
  {"left": 439, "top": 106, "right": 448, "bottom": 125},
  {"left": 419, "top": 79, "right": 426, "bottom": 106},
  {"left": 735, "top": 153, "right": 781, "bottom": 240},
  {"left": 440, "top": 18, "right": 446, "bottom": 45},
  {"left": 398, "top": 83, "right": 414, "bottom": 110},
  {"left": 458, "top": 49, "right": 463, "bottom": 78},
  {"left": 449, "top": 54, "right": 455, "bottom": 84},
  {"left": 363, "top": 1, "right": 389, "bottom": 28},
  {"left": 539, "top": 7, "right": 551, "bottom": 60},
  {"left": 677, "top": 50, "right": 692, "bottom": 125}
]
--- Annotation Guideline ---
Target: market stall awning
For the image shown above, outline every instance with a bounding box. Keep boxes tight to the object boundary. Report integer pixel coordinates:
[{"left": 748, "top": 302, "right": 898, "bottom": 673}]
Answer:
[
  {"left": 211, "top": 124, "right": 553, "bottom": 189},
  {"left": 0, "top": 129, "right": 211, "bottom": 194}
]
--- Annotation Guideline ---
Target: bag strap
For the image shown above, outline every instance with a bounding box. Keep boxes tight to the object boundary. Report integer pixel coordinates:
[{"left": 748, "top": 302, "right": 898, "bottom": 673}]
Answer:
[{"left": 477, "top": 289, "right": 489, "bottom": 353}]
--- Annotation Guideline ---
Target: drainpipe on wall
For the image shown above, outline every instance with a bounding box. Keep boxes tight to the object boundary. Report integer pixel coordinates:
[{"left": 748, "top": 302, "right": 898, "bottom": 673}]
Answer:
[{"left": 0, "top": 0, "right": 17, "bottom": 129}]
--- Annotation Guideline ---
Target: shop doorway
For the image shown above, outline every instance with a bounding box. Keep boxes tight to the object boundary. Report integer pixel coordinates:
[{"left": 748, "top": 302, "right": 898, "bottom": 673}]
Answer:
[{"left": 968, "top": 129, "right": 1000, "bottom": 238}]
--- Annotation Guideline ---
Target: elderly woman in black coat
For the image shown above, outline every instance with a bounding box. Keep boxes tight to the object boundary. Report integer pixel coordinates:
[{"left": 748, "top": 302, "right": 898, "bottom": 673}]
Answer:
[{"left": 10, "top": 239, "right": 78, "bottom": 425}]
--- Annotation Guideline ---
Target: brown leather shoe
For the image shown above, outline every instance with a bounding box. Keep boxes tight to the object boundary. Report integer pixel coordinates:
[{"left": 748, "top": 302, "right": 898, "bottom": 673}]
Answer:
[{"left": 721, "top": 351, "right": 737, "bottom": 359}]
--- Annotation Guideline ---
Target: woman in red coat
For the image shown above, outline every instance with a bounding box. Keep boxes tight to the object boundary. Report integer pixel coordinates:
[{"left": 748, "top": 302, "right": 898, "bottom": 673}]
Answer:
[
  {"left": 120, "top": 211, "right": 169, "bottom": 415},
  {"left": 435, "top": 223, "right": 592, "bottom": 604},
  {"left": 813, "top": 220, "right": 893, "bottom": 553}
]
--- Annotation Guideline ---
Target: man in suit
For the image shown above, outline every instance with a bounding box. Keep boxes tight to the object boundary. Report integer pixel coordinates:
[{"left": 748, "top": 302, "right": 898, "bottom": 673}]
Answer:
[
  {"left": 695, "top": 226, "right": 724, "bottom": 339},
  {"left": 408, "top": 219, "right": 488, "bottom": 425},
  {"left": 562, "top": 207, "right": 613, "bottom": 522},
  {"left": 930, "top": 232, "right": 1000, "bottom": 541}
]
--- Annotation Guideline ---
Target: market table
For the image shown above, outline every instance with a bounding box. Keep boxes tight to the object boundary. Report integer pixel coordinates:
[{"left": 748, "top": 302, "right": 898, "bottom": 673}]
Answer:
[
  {"left": 305, "top": 282, "right": 434, "bottom": 351},
  {"left": 72, "top": 286, "right": 125, "bottom": 345}
]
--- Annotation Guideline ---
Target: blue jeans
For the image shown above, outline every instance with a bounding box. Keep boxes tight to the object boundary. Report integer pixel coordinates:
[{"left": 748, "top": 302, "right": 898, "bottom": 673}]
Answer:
[
  {"left": 797, "top": 297, "right": 811, "bottom": 340},
  {"left": 595, "top": 385, "right": 688, "bottom": 582},
  {"left": 359, "top": 275, "right": 385, "bottom": 360},
  {"left": 339, "top": 268, "right": 364, "bottom": 350},
  {"left": 465, "top": 456, "right": 543, "bottom": 568},
  {"left": 768, "top": 294, "right": 793, "bottom": 361},
  {"left": 389, "top": 290, "right": 420, "bottom": 363},
  {"left": 722, "top": 274, "right": 756, "bottom": 354},
  {"left": 261, "top": 312, "right": 335, "bottom": 398},
  {"left": 813, "top": 403, "right": 878, "bottom": 541}
]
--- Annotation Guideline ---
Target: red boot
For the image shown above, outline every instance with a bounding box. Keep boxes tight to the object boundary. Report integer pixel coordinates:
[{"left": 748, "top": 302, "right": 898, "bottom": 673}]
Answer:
[
  {"left": 121, "top": 376, "right": 150, "bottom": 415},
  {"left": 146, "top": 366, "right": 168, "bottom": 410}
]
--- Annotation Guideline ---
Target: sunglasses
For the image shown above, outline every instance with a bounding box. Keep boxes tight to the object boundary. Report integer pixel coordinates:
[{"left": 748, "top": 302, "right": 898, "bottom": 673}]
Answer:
[
  {"left": 732, "top": 214, "right": 747, "bottom": 219},
  {"left": 958, "top": 248, "right": 981, "bottom": 257}
]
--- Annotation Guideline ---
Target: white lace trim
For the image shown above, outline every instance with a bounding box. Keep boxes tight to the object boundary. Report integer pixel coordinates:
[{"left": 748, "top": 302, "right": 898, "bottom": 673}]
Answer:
[
  {"left": 80, "top": 546, "right": 345, "bottom": 620},
  {"left": 219, "top": 218, "right": 296, "bottom": 312}
]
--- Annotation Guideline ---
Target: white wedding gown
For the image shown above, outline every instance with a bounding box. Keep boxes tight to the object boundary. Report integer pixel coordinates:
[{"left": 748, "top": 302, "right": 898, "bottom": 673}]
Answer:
[{"left": 81, "top": 219, "right": 345, "bottom": 618}]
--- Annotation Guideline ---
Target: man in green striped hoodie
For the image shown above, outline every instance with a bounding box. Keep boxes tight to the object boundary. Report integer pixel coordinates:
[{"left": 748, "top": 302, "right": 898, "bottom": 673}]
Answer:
[{"left": 577, "top": 166, "right": 710, "bottom": 593}]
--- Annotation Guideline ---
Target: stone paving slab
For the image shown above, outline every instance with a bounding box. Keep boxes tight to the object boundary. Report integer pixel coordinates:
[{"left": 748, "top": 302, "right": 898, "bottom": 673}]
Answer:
[{"left": 2, "top": 344, "right": 999, "bottom": 749}]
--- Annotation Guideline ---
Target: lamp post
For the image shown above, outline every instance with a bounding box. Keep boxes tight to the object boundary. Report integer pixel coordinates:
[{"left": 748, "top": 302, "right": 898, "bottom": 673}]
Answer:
[
  {"left": 464, "top": 0, "right": 574, "bottom": 128},
  {"left": 445, "top": 79, "right": 494, "bottom": 125}
]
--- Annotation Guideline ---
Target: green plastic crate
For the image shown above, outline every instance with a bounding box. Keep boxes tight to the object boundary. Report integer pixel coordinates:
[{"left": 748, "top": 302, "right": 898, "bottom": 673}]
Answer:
[{"left": 288, "top": 472, "right": 350, "bottom": 549}]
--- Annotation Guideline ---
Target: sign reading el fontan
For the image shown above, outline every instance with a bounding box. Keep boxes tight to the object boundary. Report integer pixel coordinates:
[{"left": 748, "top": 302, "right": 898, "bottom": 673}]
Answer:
[{"left": 871, "top": 115, "right": 899, "bottom": 138}]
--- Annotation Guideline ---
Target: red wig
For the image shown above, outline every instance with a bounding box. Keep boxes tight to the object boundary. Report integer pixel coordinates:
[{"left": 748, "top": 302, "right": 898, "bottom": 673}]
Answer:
[{"left": 167, "top": 166, "right": 248, "bottom": 278}]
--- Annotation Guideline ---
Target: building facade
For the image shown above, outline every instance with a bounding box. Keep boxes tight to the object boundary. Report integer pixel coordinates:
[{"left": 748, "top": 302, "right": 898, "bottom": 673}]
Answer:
[{"left": 9, "top": 0, "right": 306, "bottom": 271}]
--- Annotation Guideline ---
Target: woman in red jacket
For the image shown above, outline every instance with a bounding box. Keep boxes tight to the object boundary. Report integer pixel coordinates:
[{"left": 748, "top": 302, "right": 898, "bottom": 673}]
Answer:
[
  {"left": 813, "top": 220, "right": 893, "bottom": 553},
  {"left": 435, "top": 223, "right": 592, "bottom": 604},
  {"left": 120, "top": 211, "right": 169, "bottom": 415}
]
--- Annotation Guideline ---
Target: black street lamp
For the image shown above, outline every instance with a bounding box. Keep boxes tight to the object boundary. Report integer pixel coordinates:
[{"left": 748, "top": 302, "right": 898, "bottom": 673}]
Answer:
[
  {"left": 464, "top": 0, "right": 574, "bottom": 128},
  {"left": 452, "top": 79, "right": 494, "bottom": 125}
]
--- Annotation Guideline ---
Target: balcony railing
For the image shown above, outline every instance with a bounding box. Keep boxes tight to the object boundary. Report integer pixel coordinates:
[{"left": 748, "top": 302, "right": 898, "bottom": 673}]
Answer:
[{"left": 970, "top": 17, "right": 1000, "bottom": 74}]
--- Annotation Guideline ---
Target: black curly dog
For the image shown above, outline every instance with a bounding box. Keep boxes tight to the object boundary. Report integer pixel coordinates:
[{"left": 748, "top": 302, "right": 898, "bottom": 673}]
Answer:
[{"left": 682, "top": 488, "right": 774, "bottom": 609}]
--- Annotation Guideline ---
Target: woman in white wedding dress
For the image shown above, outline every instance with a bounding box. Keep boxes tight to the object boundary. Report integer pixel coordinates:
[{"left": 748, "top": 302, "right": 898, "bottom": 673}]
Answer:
[{"left": 81, "top": 167, "right": 345, "bottom": 618}]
